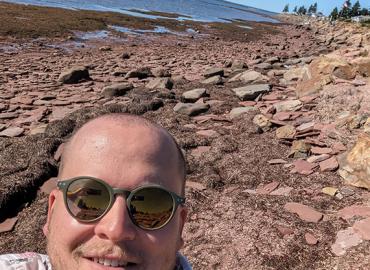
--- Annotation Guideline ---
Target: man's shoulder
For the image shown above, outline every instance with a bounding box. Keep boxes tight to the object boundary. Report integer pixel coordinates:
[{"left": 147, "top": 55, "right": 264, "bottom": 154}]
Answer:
[{"left": 0, "top": 252, "right": 51, "bottom": 270}]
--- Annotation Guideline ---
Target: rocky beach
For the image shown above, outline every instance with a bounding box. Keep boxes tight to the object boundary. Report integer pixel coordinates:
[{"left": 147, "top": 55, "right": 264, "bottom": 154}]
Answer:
[{"left": 0, "top": 2, "right": 370, "bottom": 269}]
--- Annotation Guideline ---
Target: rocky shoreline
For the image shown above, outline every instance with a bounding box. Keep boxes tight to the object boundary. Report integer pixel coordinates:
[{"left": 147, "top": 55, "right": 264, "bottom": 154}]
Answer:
[{"left": 0, "top": 8, "right": 369, "bottom": 269}]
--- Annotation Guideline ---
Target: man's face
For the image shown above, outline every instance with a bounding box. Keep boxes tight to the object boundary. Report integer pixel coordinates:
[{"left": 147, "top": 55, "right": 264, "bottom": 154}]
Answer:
[{"left": 43, "top": 121, "right": 187, "bottom": 270}]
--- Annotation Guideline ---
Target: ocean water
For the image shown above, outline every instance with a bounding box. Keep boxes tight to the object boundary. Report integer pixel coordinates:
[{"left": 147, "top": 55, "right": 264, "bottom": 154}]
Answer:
[{"left": 3, "top": 0, "right": 279, "bottom": 23}]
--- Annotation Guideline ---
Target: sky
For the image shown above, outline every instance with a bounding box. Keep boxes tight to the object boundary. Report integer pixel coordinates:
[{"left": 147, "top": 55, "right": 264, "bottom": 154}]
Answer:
[{"left": 227, "top": 0, "right": 370, "bottom": 15}]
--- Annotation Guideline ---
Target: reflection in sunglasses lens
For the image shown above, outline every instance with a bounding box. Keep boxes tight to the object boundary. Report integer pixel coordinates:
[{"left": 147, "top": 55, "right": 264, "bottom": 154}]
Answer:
[
  {"left": 130, "top": 187, "right": 174, "bottom": 229},
  {"left": 66, "top": 179, "right": 110, "bottom": 220}
]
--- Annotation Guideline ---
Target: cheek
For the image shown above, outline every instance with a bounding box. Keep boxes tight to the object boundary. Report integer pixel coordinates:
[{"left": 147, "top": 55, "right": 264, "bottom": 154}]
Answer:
[{"left": 48, "top": 199, "right": 94, "bottom": 250}]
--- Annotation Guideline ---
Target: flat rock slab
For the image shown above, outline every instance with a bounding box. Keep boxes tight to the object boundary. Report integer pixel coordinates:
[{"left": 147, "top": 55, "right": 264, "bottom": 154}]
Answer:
[
  {"left": 291, "top": 159, "right": 318, "bottom": 175},
  {"left": 101, "top": 83, "right": 133, "bottom": 98},
  {"left": 146, "top": 77, "right": 173, "bottom": 90},
  {"left": 0, "top": 217, "right": 18, "bottom": 233},
  {"left": 182, "top": 88, "right": 207, "bottom": 102},
  {"left": 274, "top": 100, "right": 303, "bottom": 112},
  {"left": 353, "top": 217, "right": 370, "bottom": 240},
  {"left": 204, "top": 67, "right": 224, "bottom": 78},
  {"left": 276, "top": 125, "right": 296, "bottom": 139},
  {"left": 229, "top": 106, "right": 257, "bottom": 119},
  {"left": 319, "top": 156, "right": 339, "bottom": 172},
  {"left": 337, "top": 205, "right": 370, "bottom": 220},
  {"left": 331, "top": 227, "right": 363, "bottom": 256},
  {"left": 173, "top": 102, "right": 210, "bottom": 116},
  {"left": 201, "top": 75, "right": 223, "bottom": 85},
  {"left": 233, "top": 84, "right": 271, "bottom": 101},
  {"left": 0, "top": 127, "right": 24, "bottom": 137},
  {"left": 284, "top": 202, "right": 323, "bottom": 223}
]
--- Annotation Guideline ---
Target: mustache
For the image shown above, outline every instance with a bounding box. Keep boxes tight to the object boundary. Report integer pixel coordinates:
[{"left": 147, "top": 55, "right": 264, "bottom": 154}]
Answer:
[{"left": 72, "top": 241, "right": 141, "bottom": 260}]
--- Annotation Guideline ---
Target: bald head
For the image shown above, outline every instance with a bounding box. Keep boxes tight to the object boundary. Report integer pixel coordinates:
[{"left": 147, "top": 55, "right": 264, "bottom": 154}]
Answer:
[{"left": 58, "top": 114, "right": 186, "bottom": 195}]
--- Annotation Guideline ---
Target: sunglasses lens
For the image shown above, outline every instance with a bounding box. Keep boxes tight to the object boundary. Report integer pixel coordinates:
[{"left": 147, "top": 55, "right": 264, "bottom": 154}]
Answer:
[
  {"left": 66, "top": 178, "right": 110, "bottom": 221},
  {"left": 129, "top": 187, "right": 174, "bottom": 229}
]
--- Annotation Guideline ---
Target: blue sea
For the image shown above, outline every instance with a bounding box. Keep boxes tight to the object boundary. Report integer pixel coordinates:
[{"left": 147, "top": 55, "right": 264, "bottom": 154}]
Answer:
[{"left": 2, "top": 0, "right": 279, "bottom": 23}]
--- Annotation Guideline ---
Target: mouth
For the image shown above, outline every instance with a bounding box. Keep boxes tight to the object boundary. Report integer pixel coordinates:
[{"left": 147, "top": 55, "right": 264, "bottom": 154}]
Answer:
[{"left": 86, "top": 257, "right": 138, "bottom": 268}]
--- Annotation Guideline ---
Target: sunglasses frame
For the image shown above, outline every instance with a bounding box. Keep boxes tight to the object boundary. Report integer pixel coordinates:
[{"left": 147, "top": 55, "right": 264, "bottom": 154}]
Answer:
[{"left": 57, "top": 176, "right": 185, "bottom": 230}]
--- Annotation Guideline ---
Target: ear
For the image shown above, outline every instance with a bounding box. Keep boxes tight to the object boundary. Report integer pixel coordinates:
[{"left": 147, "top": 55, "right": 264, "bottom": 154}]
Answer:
[
  {"left": 177, "top": 206, "right": 188, "bottom": 249},
  {"left": 43, "top": 189, "right": 58, "bottom": 236}
]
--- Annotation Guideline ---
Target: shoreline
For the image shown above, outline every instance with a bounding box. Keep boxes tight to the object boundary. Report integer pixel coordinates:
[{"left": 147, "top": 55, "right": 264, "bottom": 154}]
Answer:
[{"left": 0, "top": 4, "right": 370, "bottom": 269}]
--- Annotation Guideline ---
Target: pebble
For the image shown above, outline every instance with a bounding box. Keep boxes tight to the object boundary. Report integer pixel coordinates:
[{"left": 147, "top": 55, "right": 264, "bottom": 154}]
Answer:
[
  {"left": 321, "top": 187, "right": 338, "bottom": 196},
  {"left": 305, "top": 232, "right": 318, "bottom": 245},
  {"left": 173, "top": 102, "right": 209, "bottom": 116},
  {"left": 232, "top": 84, "right": 271, "bottom": 101}
]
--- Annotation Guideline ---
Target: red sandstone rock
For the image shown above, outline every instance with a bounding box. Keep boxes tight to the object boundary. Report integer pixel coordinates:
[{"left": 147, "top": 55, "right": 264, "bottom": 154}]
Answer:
[
  {"left": 319, "top": 156, "right": 339, "bottom": 172},
  {"left": 284, "top": 202, "right": 323, "bottom": 223},
  {"left": 305, "top": 232, "right": 318, "bottom": 245}
]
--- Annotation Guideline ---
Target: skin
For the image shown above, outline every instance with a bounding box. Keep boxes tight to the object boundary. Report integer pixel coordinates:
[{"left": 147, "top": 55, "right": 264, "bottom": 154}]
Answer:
[{"left": 43, "top": 116, "right": 187, "bottom": 270}]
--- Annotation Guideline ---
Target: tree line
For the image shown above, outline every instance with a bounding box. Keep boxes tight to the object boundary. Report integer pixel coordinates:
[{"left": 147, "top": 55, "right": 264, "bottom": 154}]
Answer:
[
  {"left": 329, "top": 0, "right": 369, "bottom": 20},
  {"left": 282, "top": 3, "right": 318, "bottom": 15},
  {"left": 282, "top": 1, "right": 370, "bottom": 19}
]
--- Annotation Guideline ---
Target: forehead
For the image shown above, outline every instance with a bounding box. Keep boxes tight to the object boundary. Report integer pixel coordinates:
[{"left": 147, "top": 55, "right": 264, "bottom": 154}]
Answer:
[{"left": 60, "top": 120, "right": 183, "bottom": 193}]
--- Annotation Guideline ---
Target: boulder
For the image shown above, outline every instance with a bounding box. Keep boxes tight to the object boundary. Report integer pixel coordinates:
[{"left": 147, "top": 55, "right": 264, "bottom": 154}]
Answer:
[
  {"left": 152, "top": 67, "right": 171, "bottom": 77},
  {"left": 351, "top": 57, "right": 370, "bottom": 77},
  {"left": 125, "top": 67, "right": 152, "bottom": 79},
  {"left": 182, "top": 88, "right": 207, "bottom": 102},
  {"left": 204, "top": 67, "right": 224, "bottom": 78},
  {"left": 253, "top": 114, "right": 271, "bottom": 131},
  {"left": 295, "top": 56, "right": 356, "bottom": 97},
  {"left": 254, "top": 62, "right": 272, "bottom": 70},
  {"left": 173, "top": 102, "right": 209, "bottom": 116},
  {"left": 201, "top": 75, "right": 223, "bottom": 85},
  {"left": 232, "top": 84, "right": 271, "bottom": 101},
  {"left": 229, "top": 70, "right": 268, "bottom": 84},
  {"left": 58, "top": 66, "right": 90, "bottom": 84},
  {"left": 283, "top": 66, "right": 309, "bottom": 82},
  {"left": 338, "top": 133, "right": 370, "bottom": 190},
  {"left": 101, "top": 83, "right": 133, "bottom": 98},
  {"left": 231, "top": 61, "right": 247, "bottom": 70},
  {"left": 146, "top": 78, "right": 173, "bottom": 90}
]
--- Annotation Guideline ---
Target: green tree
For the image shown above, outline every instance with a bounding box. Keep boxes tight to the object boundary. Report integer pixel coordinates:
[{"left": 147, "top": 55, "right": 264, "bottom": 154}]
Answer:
[
  {"left": 298, "top": 6, "right": 307, "bottom": 15},
  {"left": 293, "top": 6, "right": 298, "bottom": 13},
  {"left": 283, "top": 4, "right": 289, "bottom": 13},
  {"left": 340, "top": 0, "right": 352, "bottom": 18},
  {"left": 360, "top": 8, "right": 369, "bottom": 15},
  {"left": 351, "top": 1, "right": 361, "bottom": 16},
  {"left": 330, "top": 7, "right": 339, "bottom": 20},
  {"left": 312, "top": 3, "right": 318, "bottom": 13}
]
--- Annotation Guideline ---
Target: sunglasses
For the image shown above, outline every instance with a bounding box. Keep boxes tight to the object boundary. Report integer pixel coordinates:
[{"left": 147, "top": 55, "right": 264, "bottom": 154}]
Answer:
[{"left": 57, "top": 176, "right": 185, "bottom": 230}]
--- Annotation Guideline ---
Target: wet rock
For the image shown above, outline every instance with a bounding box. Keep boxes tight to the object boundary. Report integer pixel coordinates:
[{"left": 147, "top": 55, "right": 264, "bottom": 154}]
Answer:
[
  {"left": 204, "top": 67, "right": 224, "bottom": 78},
  {"left": 229, "top": 106, "right": 257, "bottom": 119},
  {"left": 182, "top": 88, "right": 207, "bottom": 102},
  {"left": 276, "top": 125, "right": 296, "bottom": 139},
  {"left": 173, "top": 102, "right": 209, "bottom": 116},
  {"left": 201, "top": 75, "right": 223, "bottom": 85},
  {"left": 253, "top": 114, "right": 271, "bottom": 131},
  {"left": 102, "top": 83, "right": 134, "bottom": 98},
  {"left": 331, "top": 228, "right": 363, "bottom": 256},
  {"left": 229, "top": 70, "right": 268, "bottom": 84},
  {"left": 58, "top": 66, "right": 90, "bottom": 84},
  {"left": 284, "top": 202, "right": 323, "bottom": 223},
  {"left": 232, "top": 84, "right": 271, "bottom": 101},
  {"left": 125, "top": 67, "right": 152, "bottom": 79},
  {"left": 353, "top": 217, "right": 370, "bottom": 240},
  {"left": 338, "top": 133, "right": 370, "bottom": 190},
  {"left": 273, "top": 100, "right": 302, "bottom": 112},
  {"left": 0, "top": 126, "right": 24, "bottom": 137},
  {"left": 146, "top": 77, "right": 174, "bottom": 90}
]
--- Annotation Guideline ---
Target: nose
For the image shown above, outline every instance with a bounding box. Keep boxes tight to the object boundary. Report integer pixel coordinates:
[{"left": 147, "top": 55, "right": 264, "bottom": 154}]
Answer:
[{"left": 94, "top": 196, "right": 137, "bottom": 242}]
